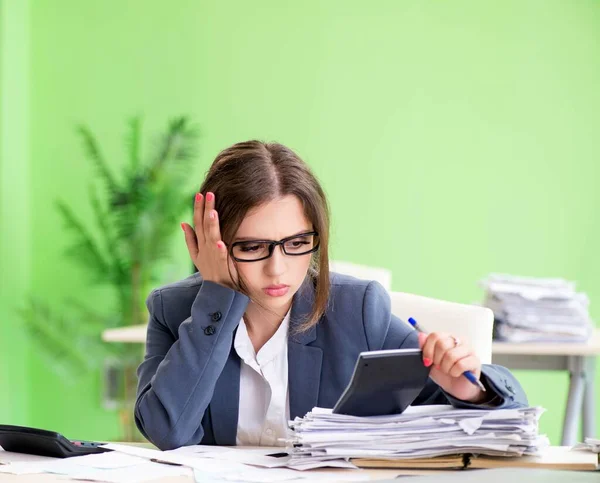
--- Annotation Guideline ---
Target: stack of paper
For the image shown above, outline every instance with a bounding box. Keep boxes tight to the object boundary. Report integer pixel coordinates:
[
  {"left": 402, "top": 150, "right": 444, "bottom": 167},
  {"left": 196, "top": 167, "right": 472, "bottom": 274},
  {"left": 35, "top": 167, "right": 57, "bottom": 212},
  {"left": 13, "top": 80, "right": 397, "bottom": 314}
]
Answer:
[
  {"left": 481, "top": 273, "right": 593, "bottom": 343},
  {"left": 573, "top": 437, "right": 600, "bottom": 453},
  {"left": 286, "top": 405, "right": 549, "bottom": 465}
]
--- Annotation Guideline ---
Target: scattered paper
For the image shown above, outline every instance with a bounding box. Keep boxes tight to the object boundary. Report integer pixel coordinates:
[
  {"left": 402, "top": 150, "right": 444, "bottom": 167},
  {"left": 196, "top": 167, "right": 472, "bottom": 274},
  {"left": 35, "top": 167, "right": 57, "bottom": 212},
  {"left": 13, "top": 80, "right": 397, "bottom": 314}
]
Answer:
[
  {"left": 0, "top": 450, "right": 58, "bottom": 475},
  {"left": 66, "top": 451, "right": 148, "bottom": 468},
  {"left": 39, "top": 460, "right": 193, "bottom": 482},
  {"left": 0, "top": 452, "right": 191, "bottom": 482},
  {"left": 573, "top": 438, "right": 600, "bottom": 453}
]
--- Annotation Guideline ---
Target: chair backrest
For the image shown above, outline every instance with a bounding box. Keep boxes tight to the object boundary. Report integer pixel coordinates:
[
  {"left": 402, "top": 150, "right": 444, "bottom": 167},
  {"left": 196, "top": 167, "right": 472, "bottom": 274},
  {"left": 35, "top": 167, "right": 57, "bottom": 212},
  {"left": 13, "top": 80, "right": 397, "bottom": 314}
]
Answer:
[
  {"left": 330, "top": 260, "right": 392, "bottom": 291},
  {"left": 388, "top": 291, "right": 493, "bottom": 364}
]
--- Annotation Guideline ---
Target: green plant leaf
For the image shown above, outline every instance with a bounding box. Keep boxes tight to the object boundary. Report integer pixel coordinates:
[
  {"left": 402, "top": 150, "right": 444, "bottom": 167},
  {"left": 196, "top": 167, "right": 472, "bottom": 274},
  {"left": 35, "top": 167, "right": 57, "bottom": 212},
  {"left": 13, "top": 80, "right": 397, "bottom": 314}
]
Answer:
[
  {"left": 56, "top": 200, "right": 111, "bottom": 284},
  {"left": 126, "top": 117, "right": 142, "bottom": 173},
  {"left": 76, "top": 125, "right": 121, "bottom": 199},
  {"left": 89, "top": 185, "right": 129, "bottom": 287},
  {"left": 19, "top": 299, "right": 97, "bottom": 380},
  {"left": 27, "top": 116, "right": 200, "bottom": 387}
]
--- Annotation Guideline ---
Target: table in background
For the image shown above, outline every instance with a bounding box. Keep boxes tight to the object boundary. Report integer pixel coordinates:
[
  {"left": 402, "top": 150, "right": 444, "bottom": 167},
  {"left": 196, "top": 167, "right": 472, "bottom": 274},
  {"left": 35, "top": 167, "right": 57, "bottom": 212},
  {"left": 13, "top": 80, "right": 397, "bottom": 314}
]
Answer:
[{"left": 492, "top": 328, "right": 600, "bottom": 446}]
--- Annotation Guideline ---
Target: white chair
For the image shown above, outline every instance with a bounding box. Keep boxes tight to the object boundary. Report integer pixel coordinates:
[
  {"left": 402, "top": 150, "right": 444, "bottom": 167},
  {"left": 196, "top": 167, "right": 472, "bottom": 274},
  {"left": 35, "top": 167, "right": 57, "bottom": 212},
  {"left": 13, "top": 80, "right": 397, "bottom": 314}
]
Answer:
[
  {"left": 388, "top": 292, "right": 494, "bottom": 364},
  {"left": 330, "top": 260, "right": 392, "bottom": 291}
]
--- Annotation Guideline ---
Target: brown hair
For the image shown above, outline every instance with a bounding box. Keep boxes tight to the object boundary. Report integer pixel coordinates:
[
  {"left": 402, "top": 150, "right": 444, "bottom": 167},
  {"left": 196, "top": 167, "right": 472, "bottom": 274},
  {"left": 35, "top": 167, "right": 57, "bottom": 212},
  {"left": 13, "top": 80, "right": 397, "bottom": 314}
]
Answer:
[{"left": 199, "top": 140, "right": 330, "bottom": 330}]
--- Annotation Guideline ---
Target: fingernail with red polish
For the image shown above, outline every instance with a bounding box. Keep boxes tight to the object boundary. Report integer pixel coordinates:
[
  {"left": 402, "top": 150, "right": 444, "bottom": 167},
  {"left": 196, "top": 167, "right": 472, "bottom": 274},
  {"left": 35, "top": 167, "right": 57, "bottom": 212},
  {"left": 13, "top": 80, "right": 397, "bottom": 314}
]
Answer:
[
  {"left": 217, "top": 241, "right": 224, "bottom": 249},
  {"left": 434, "top": 365, "right": 440, "bottom": 370},
  {"left": 180, "top": 223, "right": 185, "bottom": 232},
  {"left": 195, "top": 193, "right": 202, "bottom": 203},
  {"left": 423, "top": 358, "right": 432, "bottom": 367},
  {"left": 206, "top": 192, "right": 214, "bottom": 201}
]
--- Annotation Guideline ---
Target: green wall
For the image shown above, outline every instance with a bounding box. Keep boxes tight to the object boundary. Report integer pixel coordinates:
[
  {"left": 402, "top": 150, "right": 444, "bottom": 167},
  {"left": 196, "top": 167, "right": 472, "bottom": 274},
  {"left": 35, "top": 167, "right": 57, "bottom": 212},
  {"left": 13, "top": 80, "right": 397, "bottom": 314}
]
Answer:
[
  {"left": 0, "top": 0, "right": 31, "bottom": 427},
  {"left": 3, "top": 0, "right": 598, "bottom": 443}
]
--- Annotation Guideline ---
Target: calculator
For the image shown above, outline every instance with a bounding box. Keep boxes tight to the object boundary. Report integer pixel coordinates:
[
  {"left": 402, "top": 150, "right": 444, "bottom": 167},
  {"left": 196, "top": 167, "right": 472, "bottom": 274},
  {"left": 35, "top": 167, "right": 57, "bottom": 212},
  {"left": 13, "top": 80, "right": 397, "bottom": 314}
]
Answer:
[{"left": 0, "top": 424, "right": 113, "bottom": 458}]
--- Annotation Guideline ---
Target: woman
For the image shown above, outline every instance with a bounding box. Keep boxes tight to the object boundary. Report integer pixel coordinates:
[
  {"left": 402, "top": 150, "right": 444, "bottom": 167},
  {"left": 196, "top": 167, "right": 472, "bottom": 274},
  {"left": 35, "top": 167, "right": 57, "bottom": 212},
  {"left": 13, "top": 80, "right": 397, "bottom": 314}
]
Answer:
[{"left": 135, "top": 140, "right": 527, "bottom": 450}]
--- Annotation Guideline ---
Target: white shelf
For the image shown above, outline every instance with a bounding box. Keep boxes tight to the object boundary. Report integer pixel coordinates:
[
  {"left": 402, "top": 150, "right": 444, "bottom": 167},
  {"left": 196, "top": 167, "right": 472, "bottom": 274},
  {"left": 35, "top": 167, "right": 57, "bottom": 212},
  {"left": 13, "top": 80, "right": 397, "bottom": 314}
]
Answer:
[
  {"left": 101, "top": 324, "right": 600, "bottom": 356},
  {"left": 102, "top": 325, "right": 147, "bottom": 343}
]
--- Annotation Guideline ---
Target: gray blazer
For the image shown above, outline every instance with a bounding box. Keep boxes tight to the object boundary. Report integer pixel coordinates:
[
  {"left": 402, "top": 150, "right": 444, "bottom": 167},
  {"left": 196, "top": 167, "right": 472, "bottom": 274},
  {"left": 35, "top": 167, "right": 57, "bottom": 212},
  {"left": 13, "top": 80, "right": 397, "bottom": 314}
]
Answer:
[{"left": 135, "top": 272, "right": 527, "bottom": 450}]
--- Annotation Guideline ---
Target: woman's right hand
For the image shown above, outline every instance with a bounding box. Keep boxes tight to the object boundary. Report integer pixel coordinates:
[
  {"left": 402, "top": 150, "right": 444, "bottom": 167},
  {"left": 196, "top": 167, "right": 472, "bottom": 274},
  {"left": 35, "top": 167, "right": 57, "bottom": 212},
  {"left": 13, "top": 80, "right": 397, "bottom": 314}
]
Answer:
[{"left": 181, "top": 192, "right": 236, "bottom": 289}]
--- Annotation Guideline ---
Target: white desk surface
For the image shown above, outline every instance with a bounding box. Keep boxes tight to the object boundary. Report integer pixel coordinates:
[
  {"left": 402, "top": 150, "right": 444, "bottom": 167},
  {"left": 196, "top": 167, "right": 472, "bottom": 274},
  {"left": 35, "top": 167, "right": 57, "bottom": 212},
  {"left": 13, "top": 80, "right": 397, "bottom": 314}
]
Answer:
[
  {"left": 0, "top": 454, "right": 441, "bottom": 482},
  {"left": 0, "top": 470, "right": 428, "bottom": 482},
  {"left": 1, "top": 445, "right": 596, "bottom": 482},
  {"left": 1, "top": 446, "right": 597, "bottom": 481},
  {"left": 103, "top": 325, "right": 600, "bottom": 356}
]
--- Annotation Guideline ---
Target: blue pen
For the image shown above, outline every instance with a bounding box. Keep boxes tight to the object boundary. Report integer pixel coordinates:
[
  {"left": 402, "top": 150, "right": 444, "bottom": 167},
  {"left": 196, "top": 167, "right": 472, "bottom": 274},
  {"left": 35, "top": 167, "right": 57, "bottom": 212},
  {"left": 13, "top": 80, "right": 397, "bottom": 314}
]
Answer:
[{"left": 407, "top": 317, "right": 486, "bottom": 393}]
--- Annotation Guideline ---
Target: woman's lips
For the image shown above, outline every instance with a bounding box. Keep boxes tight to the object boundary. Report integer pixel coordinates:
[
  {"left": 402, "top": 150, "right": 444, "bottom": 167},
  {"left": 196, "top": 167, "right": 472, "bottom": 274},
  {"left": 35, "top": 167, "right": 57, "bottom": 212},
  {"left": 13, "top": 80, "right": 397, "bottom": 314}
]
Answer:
[{"left": 263, "top": 285, "right": 289, "bottom": 297}]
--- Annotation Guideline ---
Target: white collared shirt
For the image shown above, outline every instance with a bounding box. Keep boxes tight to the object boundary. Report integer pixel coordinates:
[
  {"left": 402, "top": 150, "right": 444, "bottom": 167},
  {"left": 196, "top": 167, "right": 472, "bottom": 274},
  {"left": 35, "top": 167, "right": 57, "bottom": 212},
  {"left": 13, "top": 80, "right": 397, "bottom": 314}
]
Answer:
[{"left": 234, "top": 312, "right": 291, "bottom": 446}]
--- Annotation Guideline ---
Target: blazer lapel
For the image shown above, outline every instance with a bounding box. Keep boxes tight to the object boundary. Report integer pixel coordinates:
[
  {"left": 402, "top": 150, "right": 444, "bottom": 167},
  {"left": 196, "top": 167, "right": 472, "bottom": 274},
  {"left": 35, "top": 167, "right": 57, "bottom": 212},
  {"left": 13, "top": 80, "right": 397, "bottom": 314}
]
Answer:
[
  {"left": 209, "top": 346, "right": 241, "bottom": 445},
  {"left": 288, "top": 277, "right": 324, "bottom": 419}
]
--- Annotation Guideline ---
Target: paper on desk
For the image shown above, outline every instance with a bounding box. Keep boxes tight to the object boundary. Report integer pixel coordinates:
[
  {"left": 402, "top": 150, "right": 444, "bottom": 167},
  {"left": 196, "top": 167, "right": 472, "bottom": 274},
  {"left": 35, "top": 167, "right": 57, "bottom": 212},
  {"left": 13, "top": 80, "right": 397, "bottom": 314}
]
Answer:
[
  {"left": 0, "top": 461, "right": 49, "bottom": 475},
  {"left": 192, "top": 467, "right": 368, "bottom": 483},
  {"left": 164, "top": 445, "right": 291, "bottom": 468},
  {"left": 0, "top": 446, "right": 360, "bottom": 482},
  {"left": 168, "top": 446, "right": 364, "bottom": 482},
  {"left": 0, "top": 450, "right": 58, "bottom": 465},
  {"left": 102, "top": 443, "right": 198, "bottom": 466},
  {"left": 307, "top": 405, "right": 535, "bottom": 419},
  {"left": 0, "top": 455, "right": 191, "bottom": 481},
  {"left": 166, "top": 444, "right": 234, "bottom": 456},
  {"left": 195, "top": 448, "right": 357, "bottom": 471},
  {"left": 0, "top": 450, "right": 58, "bottom": 475},
  {"left": 67, "top": 451, "right": 149, "bottom": 468},
  {"left": 104, "top": 443, "right": 286, "bottom": 471},
  {"left": 39, "top": 459, "right": 192, "bottom": 482},
  {"left": 458, "top": 417, "right": 484, "bottom": 435},
  {"left": 573, "top": 438, "right": 600, "bottom": 453},
  {"left": 188, "top": 450, "right": 290, "bottom": 468},
  {"left": 105, "top": 442, "right": 356, "bottom": 472}
]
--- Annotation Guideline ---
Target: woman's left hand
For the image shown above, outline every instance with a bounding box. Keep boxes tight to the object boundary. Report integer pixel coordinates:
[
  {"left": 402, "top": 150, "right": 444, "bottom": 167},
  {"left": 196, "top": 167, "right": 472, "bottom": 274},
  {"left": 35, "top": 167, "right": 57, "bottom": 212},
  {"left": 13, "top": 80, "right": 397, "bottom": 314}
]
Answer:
[{"left": 418, "top": 332, "right": 486, "bottom": 403}]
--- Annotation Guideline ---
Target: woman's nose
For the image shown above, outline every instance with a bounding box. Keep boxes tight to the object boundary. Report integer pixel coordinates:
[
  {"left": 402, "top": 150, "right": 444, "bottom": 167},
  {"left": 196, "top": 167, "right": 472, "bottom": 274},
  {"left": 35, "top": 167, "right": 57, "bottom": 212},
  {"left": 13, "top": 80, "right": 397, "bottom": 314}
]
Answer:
[{"left": 264, "top": 246, "right": 287, "bottom": 275}]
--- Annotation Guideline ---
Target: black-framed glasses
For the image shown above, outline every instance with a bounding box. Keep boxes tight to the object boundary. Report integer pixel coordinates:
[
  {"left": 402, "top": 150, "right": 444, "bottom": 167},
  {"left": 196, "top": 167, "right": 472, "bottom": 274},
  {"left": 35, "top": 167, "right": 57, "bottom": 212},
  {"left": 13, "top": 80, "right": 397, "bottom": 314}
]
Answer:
[{"left": 230, "top": 231, "right": 320, "bottom": 262}]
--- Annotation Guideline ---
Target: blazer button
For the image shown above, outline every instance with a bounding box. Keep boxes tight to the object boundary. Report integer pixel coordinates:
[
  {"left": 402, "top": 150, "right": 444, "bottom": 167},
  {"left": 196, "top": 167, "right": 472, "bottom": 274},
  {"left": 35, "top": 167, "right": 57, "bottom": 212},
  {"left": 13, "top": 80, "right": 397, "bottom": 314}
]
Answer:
[
  {"left": 204, "top": 325, "right": 216, "bottom": 336},
  {"left": 210, "top": 311, "right": 222, "bottom": 322}
]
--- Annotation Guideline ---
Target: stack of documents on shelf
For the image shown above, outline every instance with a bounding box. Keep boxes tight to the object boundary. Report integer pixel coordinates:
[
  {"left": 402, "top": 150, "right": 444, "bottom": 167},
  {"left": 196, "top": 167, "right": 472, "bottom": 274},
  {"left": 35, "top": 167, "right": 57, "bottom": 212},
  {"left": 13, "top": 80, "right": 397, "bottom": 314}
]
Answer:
[
  {"left": 573, "top": 437, "right": 600, "bottom": 453},
  {"left": 481, "top": 273, "right": 593, "bottom": 343},
  {"left": 285, "top": 405, "right": 549, "bottom": 467}
]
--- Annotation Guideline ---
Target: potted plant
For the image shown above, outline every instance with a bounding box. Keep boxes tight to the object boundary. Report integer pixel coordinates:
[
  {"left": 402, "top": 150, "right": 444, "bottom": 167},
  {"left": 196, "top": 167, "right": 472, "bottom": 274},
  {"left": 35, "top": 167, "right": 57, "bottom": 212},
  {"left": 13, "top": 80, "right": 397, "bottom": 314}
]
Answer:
[{"left": 21, "top": 116, "right": 198, "bottom": 441}]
